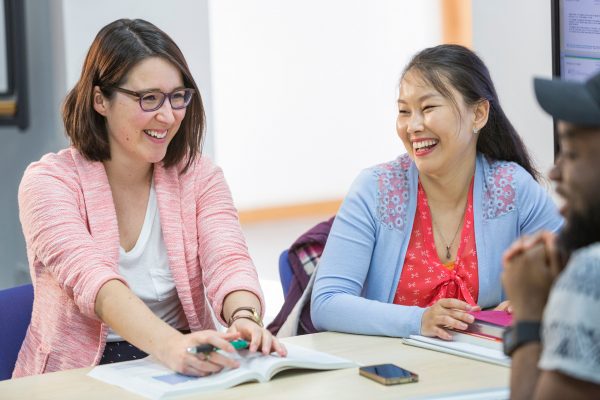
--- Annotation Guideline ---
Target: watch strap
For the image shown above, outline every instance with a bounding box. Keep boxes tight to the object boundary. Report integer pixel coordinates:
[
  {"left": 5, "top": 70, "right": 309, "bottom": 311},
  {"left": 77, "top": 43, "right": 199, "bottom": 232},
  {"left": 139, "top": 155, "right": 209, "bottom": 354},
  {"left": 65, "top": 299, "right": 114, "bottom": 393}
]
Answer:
[
  {"left": 229, "top": 314, "right": 264, "bottom": 327},
  {"left": 228, "top": 306, "right": 263, "bottom": 327},
  {"left": 503, "top": 321, "right": 541, "bottom": 356}
]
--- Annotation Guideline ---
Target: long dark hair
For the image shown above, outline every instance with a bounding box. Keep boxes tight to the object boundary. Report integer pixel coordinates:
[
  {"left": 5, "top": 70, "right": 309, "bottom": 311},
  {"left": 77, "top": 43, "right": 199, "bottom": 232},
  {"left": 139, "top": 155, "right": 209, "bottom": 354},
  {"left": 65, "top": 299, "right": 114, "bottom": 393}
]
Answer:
[
  {"left": 402, "top": 44, "right": 539, "bottom": 180},
  {"left": 62, "top": 19, "right": 204, "bottom": 173}
]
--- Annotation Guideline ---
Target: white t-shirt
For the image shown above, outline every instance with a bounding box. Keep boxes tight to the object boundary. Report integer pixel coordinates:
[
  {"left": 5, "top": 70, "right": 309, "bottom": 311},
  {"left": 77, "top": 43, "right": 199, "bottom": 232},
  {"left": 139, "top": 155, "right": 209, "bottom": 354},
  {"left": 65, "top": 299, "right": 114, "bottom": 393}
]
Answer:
[
  {"left": 107, "top": 182, "right": 189, "bottom": 342},
  {"left": 539, "top": 242, "right": 600, "bottom": 384}
]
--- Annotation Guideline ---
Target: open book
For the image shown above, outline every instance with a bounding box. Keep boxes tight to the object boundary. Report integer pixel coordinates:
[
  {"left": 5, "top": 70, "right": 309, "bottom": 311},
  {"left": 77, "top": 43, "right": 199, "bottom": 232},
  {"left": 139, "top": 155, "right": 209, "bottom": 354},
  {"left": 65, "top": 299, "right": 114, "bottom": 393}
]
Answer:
[
  {"left": 88, "top": 343, "right": 356, "bottom": 399},
  {"left": 402, "top": 335, "right": 510, "bottom": 367}
]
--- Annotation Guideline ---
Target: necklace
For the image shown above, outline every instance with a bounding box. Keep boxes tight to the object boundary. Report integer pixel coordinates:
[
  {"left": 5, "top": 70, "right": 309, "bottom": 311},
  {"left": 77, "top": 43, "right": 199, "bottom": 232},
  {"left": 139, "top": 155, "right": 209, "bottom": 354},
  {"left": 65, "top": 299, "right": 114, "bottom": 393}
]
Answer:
[{"left": 431, "top": 205, "right": 467, "bottom": 260}]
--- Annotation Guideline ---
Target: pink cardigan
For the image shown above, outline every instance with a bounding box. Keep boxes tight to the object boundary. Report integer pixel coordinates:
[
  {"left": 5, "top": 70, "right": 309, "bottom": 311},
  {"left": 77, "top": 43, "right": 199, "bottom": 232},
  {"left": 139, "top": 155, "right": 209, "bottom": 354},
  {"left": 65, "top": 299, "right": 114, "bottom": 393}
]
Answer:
[{"left": 13, "top": 148, "right": 264, "bottom": 378}]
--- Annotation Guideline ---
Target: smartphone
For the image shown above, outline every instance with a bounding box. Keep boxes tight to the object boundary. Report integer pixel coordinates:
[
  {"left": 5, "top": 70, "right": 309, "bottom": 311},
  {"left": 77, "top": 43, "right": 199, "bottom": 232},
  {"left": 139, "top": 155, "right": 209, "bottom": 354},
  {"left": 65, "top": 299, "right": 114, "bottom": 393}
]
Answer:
[{"left": 359, "top": 363, "right": 419, "bottom": 385}]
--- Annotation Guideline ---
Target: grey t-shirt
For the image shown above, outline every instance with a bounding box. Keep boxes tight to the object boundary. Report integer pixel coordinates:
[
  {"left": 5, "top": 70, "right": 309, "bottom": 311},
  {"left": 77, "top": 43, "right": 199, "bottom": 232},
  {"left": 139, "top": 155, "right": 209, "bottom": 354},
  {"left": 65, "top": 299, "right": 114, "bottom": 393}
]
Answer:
[{"left": 539, "top": 243, "right": 600, "bottom": 384}]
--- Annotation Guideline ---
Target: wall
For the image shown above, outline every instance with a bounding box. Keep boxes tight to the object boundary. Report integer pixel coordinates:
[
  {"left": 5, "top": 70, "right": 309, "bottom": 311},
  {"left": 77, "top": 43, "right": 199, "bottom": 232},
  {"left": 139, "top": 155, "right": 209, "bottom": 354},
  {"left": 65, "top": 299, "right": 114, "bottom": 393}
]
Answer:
[
  {"left": 0, "top": 0, "right": 67, "bottom": 289},
  {"left": 208, "top": 0, "right": 442, "bottom": 209},
  {"left": 472, "top": 0, "right": 555, "bottom": 178}
]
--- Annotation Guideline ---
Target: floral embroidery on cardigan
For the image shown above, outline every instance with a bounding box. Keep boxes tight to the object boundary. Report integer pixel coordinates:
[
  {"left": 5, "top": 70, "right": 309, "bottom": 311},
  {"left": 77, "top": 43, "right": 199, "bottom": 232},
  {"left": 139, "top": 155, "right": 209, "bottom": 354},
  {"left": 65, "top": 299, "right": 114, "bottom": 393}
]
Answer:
[
  {"left": 374, "top": 154, "right": 412, "bottom": 231},
  {"left": 374, "top": 156, "right": 519, "bottom": 230},
  {"left": 483, "top": 160, "right": 517, "bottom": 219}
]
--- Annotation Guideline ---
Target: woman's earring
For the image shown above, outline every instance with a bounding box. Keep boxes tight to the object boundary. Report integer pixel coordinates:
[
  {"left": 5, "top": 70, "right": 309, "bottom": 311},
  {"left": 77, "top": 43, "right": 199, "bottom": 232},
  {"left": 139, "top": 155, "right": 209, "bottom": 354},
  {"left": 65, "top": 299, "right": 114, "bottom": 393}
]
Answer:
[{"left": 473, "top": 127, "right": 479, "bottom": 134}]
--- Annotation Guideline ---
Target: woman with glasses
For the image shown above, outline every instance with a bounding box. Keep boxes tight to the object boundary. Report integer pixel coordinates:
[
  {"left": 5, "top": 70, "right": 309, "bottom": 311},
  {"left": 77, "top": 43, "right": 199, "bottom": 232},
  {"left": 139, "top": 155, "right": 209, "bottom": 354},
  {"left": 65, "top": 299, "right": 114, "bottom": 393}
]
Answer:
[{"left": 13, "top": 19, "right": 285, "bottom": 378}]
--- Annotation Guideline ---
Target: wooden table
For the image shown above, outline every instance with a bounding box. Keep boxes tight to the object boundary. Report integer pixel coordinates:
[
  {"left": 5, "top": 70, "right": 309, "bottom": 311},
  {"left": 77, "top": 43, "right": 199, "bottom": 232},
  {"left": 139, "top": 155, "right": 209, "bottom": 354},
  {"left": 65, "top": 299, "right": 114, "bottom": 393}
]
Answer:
[{"left": 0, "top": 332, "right": 509, "bottom": 399}]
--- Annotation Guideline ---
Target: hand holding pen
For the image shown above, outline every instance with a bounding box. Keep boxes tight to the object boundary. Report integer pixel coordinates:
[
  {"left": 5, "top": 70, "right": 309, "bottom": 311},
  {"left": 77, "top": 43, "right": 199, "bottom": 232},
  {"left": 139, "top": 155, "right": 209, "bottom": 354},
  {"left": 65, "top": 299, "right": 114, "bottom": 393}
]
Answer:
[
  {"left": 186, "top": 338, "right": 250, "bottom": 356},
  {"left": 159, "top": 330, "right": 243, "bottom": 377}
]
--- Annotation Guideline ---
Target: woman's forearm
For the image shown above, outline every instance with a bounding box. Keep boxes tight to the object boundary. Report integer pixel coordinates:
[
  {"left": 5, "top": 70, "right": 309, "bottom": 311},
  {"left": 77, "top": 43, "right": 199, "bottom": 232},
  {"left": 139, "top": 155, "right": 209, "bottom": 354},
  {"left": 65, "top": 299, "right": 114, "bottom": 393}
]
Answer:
[
  {"left": 222, "top": 290, "right": 262, "bottom": 325},
  {"left": 95, "top": 279, "right": 180, "bottom": 357},
  {"left": 510, "top": 342, "right": 542, "bottom": 400}
]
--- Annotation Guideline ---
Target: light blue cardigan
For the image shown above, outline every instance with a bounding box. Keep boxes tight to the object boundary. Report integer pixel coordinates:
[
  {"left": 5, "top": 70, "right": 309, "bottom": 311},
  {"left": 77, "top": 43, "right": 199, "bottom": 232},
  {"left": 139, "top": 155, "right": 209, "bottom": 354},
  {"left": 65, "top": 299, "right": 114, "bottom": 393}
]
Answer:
[{"left": 311, "top": 153, "right": 563, "bottom": 337}]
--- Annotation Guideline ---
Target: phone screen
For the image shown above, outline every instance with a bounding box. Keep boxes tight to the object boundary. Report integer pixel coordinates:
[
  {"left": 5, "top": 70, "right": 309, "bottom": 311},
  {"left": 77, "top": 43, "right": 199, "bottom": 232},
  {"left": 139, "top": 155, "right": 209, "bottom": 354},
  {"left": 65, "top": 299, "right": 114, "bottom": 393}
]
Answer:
[{"left": 359, "top": 364, "right": 419, "bottom": 385}]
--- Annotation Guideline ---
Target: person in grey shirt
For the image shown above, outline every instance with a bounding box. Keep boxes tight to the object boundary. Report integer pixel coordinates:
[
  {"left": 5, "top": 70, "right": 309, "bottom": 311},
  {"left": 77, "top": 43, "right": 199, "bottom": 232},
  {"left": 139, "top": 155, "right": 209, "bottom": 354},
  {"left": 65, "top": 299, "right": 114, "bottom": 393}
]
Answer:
[{"left": 502, "top": 71, "right": 600, "bottom": 399}]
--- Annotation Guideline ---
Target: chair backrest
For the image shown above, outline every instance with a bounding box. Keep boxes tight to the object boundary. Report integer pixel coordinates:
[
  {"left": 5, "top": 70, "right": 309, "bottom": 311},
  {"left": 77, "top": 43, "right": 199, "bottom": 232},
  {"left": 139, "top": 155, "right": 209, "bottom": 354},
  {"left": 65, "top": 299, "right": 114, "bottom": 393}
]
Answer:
[
  {"left": 278, "top": 249, "right": 292, "bottom": 296},
  {"left": 0, "top": 284, "right": 33, "bottom": 380}
]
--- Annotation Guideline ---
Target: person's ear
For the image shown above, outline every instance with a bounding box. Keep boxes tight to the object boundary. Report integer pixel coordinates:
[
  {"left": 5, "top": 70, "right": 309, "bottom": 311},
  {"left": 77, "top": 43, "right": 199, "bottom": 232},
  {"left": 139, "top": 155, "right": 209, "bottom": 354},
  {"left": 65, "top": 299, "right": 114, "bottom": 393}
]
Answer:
[
  {"left": 92, "top": 86, "right": 109, "bottom": 116},
  {"left": 473, "top": 99, "right": 490, "bottom": 133}
]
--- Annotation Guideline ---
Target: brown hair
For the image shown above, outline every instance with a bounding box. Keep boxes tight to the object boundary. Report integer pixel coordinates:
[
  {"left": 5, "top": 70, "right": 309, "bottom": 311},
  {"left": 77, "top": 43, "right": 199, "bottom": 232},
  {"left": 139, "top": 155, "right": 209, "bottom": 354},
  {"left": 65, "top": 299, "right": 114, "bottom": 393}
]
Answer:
[
  {"left": 402, "top": 44, "right": 540, "bottom": 181},
  {"left": 62, "top": 18, "right": 204, "bottom": 173}
]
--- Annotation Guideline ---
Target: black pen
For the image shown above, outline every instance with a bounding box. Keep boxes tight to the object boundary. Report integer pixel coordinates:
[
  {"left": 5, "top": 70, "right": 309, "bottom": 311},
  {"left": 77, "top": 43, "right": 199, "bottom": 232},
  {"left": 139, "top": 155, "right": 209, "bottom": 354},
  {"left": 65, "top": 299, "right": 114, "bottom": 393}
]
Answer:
[{"left": 186, "top": 339, "right": 249, "bottom": 354}]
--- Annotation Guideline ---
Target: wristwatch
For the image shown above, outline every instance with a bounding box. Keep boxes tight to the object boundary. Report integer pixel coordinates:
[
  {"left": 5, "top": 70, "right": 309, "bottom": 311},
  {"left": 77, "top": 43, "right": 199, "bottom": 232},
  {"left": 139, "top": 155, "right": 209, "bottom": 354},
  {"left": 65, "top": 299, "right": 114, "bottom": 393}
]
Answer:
[
  {"left": 228, "top": 306, "right": 263, "bottom": 327},
  {"left": 503, "top": 321, "right": 541, "bottom": 356}
]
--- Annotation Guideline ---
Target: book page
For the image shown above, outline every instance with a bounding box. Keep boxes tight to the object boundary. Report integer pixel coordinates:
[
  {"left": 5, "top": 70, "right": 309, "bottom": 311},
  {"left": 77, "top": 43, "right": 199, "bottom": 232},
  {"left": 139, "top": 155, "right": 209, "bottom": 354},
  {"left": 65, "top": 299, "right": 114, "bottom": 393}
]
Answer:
[
  {"left": 88, "top": 356, "right": 261, "bottom": 399},
  {"left": 242, "top": 343, "right": 357, "bottom": 379},
  {"left": 88, "top": 343, "right": 355, "bottom": 399}
]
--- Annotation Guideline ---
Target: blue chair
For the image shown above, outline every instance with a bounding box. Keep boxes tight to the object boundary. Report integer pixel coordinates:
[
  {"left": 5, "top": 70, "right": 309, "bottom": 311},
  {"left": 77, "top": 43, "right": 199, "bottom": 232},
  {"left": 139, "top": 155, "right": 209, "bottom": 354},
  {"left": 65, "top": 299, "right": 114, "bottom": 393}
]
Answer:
[
  {"left": 278, "top": 249, "right": 293, "bottom": 296},
  {"left": 0, "top": 283, "right": 33, "bottom": 380}
]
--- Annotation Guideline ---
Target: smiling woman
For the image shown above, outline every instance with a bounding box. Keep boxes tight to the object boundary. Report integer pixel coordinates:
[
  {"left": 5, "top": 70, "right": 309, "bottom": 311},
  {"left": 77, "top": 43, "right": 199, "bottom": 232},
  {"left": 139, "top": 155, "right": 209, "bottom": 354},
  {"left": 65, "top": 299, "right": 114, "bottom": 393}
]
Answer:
[
  {"left": 93, "top": 57, "right": 188, "bottom": 168},
  {"left": 396, "top": 68, "right": 483, "bottom": 178},
  {"left": 311, "top": 44, "right": 563, "bottom": 340},
  {"left": 14, "top": 19, "right": 285, "bottom": 379}
]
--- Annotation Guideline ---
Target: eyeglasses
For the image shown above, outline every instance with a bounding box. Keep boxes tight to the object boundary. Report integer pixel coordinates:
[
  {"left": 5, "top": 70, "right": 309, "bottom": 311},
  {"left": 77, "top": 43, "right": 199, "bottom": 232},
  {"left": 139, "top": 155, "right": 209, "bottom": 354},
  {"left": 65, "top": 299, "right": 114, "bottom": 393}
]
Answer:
[{"left": 104, "top": 86, "right": 195, "bottom": 112}]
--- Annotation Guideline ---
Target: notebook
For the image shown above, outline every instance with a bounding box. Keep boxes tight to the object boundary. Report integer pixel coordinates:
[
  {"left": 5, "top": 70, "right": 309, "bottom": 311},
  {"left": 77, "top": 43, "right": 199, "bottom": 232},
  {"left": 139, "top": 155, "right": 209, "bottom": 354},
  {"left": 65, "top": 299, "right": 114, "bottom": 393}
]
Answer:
[
  {"left": 450, "top": 330, "right": 503, "bottom": 351},
  {"left": 402, "top": 335, "right": 510, "bottom": 367},
  {"left": 466, "top": 310, "right": 512, "bottom": 338}
]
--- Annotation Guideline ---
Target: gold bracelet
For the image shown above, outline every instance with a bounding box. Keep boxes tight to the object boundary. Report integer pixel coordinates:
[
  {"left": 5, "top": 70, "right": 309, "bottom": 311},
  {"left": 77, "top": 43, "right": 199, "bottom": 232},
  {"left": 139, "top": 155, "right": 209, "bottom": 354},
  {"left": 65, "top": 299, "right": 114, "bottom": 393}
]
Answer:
[
  {"left": 229, "top": 314, "right": 264, "bottom": 327},
  {"left": 228, "top": 306, "right": 263, "bottom": 327}
]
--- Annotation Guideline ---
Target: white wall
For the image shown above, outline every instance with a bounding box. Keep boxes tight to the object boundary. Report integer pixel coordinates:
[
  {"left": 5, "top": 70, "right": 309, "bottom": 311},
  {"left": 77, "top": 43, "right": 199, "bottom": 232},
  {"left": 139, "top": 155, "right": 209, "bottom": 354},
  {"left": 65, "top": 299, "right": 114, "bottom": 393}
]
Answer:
[
  {"left": 208, "top": 0, "right": 441, "bottom": 209},
  {"left": 472, "top": 0, "right": 555, "bottom": 178},
  {"left": 61, "top": 0, "right": 215, "bottom": 155}
]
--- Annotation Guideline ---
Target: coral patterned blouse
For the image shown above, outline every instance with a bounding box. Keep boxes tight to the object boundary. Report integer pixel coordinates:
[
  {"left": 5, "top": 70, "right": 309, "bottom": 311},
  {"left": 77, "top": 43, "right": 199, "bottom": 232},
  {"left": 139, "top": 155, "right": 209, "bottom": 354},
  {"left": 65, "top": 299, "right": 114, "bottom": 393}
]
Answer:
[{"left": 394, "top": 179, "right": 479, "bottom": 307}]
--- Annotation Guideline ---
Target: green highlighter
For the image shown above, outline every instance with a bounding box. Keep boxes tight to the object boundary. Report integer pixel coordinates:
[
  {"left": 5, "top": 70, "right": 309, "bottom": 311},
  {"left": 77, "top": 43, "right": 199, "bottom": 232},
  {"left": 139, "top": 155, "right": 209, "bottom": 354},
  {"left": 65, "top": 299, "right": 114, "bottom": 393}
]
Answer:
[{"left": 186, "top": 339, "right": 249, "bottom": 355}]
